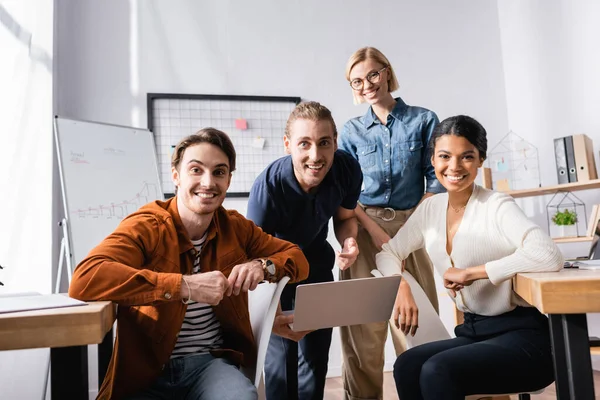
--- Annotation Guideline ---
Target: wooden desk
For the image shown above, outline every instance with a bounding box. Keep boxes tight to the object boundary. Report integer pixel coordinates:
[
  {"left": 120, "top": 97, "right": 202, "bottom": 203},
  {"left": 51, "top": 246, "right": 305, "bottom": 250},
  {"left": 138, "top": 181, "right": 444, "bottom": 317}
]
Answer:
[
  {"left": 514, "top": 269, "right": 600, "bottom": 399},
  {"left": 0, "top": 301, "right": 116, "bottom": 400}
]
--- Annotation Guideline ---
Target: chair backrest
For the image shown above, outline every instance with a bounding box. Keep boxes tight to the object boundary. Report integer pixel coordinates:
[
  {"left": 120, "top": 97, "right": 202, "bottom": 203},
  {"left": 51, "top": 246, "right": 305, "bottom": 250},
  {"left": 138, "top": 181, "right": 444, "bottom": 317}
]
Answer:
[
  {"left": 402, "top": 271, "right": 451, "bottom": 348},
  {"left": 247, "top": 276, "right": 290, "bottom": 387}
]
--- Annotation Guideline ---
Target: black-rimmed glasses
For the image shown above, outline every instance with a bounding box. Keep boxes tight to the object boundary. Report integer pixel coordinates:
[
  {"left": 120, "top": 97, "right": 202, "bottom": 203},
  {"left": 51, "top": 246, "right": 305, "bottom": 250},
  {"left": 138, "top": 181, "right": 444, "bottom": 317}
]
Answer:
[{"left": 349, "top": 66, "right": 388, "bottom": 91}]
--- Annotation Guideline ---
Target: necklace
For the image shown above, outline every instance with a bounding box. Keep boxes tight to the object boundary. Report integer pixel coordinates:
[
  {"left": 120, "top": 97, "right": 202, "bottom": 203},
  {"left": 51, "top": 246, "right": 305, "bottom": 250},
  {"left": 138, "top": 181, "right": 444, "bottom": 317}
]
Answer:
[{"left": 448, "top": 202, "right": 467, "bottom": 213}]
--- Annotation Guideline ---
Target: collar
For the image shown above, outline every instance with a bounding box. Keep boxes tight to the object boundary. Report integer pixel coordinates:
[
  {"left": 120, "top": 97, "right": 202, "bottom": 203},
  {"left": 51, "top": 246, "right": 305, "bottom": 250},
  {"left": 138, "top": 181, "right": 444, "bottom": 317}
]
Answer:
[{"left": 363, "top": 96, "right": 408, "bottom": 128}]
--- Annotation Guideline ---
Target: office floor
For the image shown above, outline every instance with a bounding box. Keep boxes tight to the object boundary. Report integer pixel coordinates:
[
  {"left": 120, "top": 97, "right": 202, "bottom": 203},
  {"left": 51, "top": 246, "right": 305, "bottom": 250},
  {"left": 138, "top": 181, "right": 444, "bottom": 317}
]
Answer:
[{"left": 324, "top": 370, "right": 600, "bottom": 399}]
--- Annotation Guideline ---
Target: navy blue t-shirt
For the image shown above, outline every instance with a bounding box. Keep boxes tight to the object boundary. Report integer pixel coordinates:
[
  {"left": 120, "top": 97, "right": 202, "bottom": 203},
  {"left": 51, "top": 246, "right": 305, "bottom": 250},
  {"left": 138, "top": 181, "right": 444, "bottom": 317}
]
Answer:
[{"left": 247, "top": 150, "right": 362, "bottom": 282}]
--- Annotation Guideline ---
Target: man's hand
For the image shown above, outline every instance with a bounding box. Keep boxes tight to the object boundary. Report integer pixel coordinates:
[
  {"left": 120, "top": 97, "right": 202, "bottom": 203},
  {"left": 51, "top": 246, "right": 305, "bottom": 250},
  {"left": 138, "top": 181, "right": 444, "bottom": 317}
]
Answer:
[
  {"left": 226, "top": 260, "right": 264, "bottom": 296},
  {"left": 393, "top": 280, "right": 419, "bottom": 336},
  {"left": 336, "top": 237, "right": 359, "bottom": 270},
  {"left": 182, "top": 271, "right": 229, "bottom": 305},
  {"left": 272, "top": 311, "right": 312, "bottom": 342},
  {"left": 368, "top": 226, "right": 391, "bottom": 251}
]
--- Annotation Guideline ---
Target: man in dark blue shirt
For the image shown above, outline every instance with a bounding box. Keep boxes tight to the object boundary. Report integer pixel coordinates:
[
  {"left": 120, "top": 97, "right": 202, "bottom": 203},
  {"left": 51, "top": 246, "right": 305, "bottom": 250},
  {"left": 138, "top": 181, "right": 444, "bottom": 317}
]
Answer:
[{"left": 247, "top": 101, "right": 363, "bottom": 400}]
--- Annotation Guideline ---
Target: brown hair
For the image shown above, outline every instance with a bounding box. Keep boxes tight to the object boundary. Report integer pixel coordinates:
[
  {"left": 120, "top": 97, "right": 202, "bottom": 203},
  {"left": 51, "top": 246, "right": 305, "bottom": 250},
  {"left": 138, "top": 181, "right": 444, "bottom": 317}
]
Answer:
[
  {"left": 345, "top": 47, "right": 399, "bottom": 104},
  {"left": 284, "top": 101, "right": 337, "bottom": 138},
  {"left": 171, "top": 128, "right": 236, "bottom": 172}
]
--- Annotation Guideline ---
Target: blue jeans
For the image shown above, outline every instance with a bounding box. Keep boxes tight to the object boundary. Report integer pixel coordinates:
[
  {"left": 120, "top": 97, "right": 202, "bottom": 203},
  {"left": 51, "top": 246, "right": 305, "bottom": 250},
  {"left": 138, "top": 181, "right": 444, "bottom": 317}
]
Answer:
[
  {"left": 393, "top": 306, "right": 554, "bottom": 400},
  {"left": 264, "top": 279, "right": 333, "bottom": 400},
  {"left": 126, "top": 353, "right": 257, "bottom": 400}
]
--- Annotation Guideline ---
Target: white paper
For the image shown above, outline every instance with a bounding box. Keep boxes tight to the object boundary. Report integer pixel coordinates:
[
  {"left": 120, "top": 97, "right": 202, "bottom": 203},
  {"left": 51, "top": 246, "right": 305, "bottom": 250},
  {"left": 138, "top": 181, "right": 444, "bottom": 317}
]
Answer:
[
  {"left": 0, "top": 294, "right": 87, "bottom": 314},
  {"left": 252, "top": 137, "right": 266, "bottom": 149},
  {"left": 576, "top": 260, "right": 600, "bottom": 270}
]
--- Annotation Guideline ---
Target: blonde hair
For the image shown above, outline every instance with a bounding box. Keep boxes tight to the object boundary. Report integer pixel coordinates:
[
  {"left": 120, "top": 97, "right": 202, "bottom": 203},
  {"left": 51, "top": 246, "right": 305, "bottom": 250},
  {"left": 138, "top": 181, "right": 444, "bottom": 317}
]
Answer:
[
  {"left": 285, "top": 101, "right": 337, "bottom": 138},
  {"left": 345, "top": 47, "right": 399, "bottom": 105}
]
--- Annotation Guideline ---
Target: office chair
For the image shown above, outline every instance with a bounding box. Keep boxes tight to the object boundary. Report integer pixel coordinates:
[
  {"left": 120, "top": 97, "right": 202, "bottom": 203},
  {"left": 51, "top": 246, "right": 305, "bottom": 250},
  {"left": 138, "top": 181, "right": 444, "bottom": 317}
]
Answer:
[{"left": 246, "top": 276, "right": 290, "bottom": 399}]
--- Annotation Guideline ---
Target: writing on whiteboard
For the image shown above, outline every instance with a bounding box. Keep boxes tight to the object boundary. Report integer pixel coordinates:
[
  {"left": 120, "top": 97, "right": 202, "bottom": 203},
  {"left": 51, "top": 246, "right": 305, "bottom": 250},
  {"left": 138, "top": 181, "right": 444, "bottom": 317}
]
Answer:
[{"left": 70, "top": 151, "right": 89, "bottom": 164}]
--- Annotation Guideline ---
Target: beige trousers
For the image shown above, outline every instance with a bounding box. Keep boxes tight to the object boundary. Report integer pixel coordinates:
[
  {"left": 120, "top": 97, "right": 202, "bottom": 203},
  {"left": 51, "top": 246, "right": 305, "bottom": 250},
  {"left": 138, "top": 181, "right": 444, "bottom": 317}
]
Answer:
[{"left": 340, "top": 206, "right": 439, "bottom": 400}]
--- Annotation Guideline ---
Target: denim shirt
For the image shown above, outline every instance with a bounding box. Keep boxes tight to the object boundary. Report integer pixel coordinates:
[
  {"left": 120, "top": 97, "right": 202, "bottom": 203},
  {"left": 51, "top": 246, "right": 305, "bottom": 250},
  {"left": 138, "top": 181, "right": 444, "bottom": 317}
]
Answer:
[{"left": 339, "top": 97, "right": 445, "bottom": 210}]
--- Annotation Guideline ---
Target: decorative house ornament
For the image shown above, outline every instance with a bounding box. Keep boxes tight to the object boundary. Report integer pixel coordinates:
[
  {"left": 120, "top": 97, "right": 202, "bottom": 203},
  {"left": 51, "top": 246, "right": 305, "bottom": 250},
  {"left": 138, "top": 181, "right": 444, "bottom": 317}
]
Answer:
[
  {"left": 486, "top": 131, "right": 541, "bottom": 190},
  {"left": 546, "top": 191, "right": 587, "bottom": 238}
]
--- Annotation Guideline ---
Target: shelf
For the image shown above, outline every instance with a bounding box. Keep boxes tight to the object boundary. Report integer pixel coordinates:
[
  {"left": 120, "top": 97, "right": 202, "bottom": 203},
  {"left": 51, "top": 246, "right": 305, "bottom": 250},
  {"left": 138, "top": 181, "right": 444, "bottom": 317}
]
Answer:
[
  {"left": 503, "top": 179, "right": 600, "bottom": 199},
  {"left": 553, "top": 236, "right": 594, "bottom": 244}
]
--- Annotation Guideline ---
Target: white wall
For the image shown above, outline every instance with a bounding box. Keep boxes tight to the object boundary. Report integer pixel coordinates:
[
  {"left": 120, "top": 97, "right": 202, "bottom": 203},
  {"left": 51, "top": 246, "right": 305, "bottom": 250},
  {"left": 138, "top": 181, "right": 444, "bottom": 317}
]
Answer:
[
  {"left": 0, "top": 0, "right": 55, "bottom": 398},
  {"left": 497, "top": 0, "right": 600, "bottom": 368},
  {"left": 56, "top": 0, "right": 509, "bottom": 133},
  {"left": 55, "top": 0, "right": 509, "bottom": 383}
]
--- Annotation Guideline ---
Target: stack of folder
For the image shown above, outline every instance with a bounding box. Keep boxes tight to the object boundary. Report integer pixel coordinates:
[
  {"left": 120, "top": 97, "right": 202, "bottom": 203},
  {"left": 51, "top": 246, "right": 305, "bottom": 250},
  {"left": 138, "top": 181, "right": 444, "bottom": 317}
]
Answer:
[{"left": 553, "top": 134, "right": 598, "bottom": 184}]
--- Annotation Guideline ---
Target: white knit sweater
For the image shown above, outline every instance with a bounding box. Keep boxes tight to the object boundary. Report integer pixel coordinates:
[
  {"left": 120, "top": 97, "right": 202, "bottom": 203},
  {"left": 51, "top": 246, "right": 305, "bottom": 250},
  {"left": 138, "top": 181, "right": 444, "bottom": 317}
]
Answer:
[{"left": 376, "top": 185, "right": 564, "bottom": 316}]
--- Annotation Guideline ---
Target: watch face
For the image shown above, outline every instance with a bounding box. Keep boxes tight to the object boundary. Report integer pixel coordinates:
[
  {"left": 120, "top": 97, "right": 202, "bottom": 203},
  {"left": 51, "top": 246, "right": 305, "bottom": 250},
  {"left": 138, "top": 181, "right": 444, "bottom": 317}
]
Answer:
[{"left": 266, "top": 260, "right": 276, "bottom": 275}]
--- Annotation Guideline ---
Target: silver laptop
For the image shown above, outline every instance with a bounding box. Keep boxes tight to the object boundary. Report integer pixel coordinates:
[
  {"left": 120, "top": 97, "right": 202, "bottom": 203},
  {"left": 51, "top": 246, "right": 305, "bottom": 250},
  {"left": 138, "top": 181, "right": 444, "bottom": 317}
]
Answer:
[{"left": 289, "top": 275, "right": 402, "bottom": 331}]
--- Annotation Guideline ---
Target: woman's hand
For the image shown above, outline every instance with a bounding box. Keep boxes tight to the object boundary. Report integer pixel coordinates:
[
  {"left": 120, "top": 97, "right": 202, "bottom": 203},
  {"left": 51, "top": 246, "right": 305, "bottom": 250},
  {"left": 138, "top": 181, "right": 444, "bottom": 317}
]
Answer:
[
  {"left": 443, "top": 267, "right": 470, "bottom": 288},
  {"left": 393, "top": 280, "right": 419, "bottom": 336},
  {"left": 368, "top": 225, "right": 391, "bottom": 251},
  {"left": 443, "top": 266, "right": 488, "bottom": 296},
  {"left": 443, "top": 267, "right": 469, "bottom": 297},
  {"left": 354, "top": 206, "right": 391, "bottom": 251}
]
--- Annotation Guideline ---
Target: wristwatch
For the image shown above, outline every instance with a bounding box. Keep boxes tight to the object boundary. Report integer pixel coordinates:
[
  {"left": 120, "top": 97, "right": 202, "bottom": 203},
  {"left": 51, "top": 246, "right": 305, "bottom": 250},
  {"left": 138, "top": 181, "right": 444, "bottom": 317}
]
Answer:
[{"left": 261, "top": 258, "right": 277, "bottom": 282}]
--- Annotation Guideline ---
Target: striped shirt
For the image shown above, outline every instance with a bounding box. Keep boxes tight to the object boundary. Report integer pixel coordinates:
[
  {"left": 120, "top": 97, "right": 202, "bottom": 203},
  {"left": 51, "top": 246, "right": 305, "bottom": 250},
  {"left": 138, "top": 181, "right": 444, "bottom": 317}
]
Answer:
[{"left": 171, "top": 234, "right": 224, "bottom": 358}]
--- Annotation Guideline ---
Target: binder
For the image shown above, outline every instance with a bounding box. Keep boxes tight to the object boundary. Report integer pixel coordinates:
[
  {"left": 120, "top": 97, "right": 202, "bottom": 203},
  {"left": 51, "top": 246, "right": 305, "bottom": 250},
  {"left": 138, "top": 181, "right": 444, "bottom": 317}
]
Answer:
[
  {"left": 565, "top": 136, "right": 578, "bottom": 182},
  {"left": 553, "top": 138, "right": 569, "bottom": 184},
  {"left": 572, "top": 134, "right": 598, "bottom": 182},
  {"left": 586, "top": 205, "right": 599, "bottom": 238}
]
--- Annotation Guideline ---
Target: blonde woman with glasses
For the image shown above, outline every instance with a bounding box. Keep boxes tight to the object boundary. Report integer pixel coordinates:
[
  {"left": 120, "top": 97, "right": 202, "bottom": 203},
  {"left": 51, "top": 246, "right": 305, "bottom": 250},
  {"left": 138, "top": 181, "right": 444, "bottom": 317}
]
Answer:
[{"left": 338, "top": 47, "right": 444, "bottom": 400}]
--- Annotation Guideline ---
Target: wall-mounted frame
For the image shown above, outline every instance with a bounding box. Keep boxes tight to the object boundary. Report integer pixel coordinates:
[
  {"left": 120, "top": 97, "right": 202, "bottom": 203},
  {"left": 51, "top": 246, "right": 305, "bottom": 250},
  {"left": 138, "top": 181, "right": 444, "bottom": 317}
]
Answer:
[{"left": 147, "top": 93, "right": 301, "bottom": 197}]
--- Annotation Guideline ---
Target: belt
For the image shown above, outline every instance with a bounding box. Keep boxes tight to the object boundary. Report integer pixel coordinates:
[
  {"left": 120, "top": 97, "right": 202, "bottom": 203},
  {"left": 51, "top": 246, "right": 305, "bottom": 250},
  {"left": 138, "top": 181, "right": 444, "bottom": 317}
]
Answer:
[{"left": 363, "top": 206, "right": 397, "bottom": 222}]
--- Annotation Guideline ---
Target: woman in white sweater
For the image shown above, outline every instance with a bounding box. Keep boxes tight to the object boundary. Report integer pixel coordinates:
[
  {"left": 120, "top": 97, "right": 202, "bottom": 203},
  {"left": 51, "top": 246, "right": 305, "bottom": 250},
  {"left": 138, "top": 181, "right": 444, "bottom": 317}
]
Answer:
[{"left": 376, "top": 115, "right": 563, "bottom": 400}]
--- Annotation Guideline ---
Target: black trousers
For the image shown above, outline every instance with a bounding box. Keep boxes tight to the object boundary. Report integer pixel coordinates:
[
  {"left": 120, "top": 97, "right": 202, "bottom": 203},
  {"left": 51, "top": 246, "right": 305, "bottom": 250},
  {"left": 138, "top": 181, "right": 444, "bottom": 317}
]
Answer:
[
  {"left": 264, "top": 274, "right": 333, "bottom": 400},
  {"left": 393, "top": 306, "right": 555, "bottom": 400}
]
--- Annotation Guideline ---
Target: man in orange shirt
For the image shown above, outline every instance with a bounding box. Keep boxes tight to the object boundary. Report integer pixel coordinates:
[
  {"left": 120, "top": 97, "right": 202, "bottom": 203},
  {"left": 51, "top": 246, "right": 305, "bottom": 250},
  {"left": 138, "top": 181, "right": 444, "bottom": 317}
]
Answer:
[{"left": 69, "top": 128, "right": 309, "bottom": 400}]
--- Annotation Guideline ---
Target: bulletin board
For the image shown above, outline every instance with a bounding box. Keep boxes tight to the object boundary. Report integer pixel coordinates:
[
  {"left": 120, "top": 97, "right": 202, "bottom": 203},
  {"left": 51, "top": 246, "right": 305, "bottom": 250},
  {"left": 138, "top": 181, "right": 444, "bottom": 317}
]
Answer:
[{"left": 147, "top": 93, "right": 301, "bottom": 197}]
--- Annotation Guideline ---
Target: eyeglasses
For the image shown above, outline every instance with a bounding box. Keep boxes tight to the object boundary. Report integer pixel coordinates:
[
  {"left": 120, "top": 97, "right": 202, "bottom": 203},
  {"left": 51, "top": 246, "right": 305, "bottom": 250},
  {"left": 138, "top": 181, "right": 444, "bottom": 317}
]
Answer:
[{"left": 349, "top": 66, "right": 388, "bottom": 91}]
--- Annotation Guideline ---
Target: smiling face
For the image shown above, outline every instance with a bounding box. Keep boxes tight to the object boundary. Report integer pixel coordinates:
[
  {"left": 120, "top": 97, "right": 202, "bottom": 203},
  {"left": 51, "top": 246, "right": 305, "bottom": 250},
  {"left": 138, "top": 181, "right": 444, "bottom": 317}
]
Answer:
[
  {"left": 431, "top": 135, "right": 483, "bottom": 193},
  {"left": 284, "top": 118, "right": 337, "bottom": 193},
  {"left": 348, "top": 58, "right": 390, "bottom": 106},
  {"left": 172, "top": 142, "right": 231, "bottom": 217}
]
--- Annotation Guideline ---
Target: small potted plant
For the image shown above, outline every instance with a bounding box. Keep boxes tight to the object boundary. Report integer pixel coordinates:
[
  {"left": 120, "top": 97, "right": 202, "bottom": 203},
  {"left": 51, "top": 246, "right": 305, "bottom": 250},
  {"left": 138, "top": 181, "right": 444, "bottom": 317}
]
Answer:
[{"left": 552, "top": 208, "right": 578, "bottom": 237}]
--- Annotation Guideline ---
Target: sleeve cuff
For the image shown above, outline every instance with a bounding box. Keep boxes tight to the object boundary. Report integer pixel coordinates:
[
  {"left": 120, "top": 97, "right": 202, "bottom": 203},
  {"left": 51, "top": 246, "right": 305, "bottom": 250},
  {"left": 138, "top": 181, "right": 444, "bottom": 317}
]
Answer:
[
  {"left": 375, "top": 252, "right": 403, "bottom": 277},
  {"left": 156, "top": 272, "right": 183, "bottom": 302},
  {"left": 484, "top": 262, "right": 511, "bottom": 285}
]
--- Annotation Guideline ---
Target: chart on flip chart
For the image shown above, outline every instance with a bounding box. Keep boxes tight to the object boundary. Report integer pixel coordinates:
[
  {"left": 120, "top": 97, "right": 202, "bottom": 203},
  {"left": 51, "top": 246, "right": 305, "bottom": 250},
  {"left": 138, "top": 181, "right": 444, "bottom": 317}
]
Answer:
[
  {"left": 148, "top": 94, "right": 301, "bottom": 196},
  {"left": 55, "top": 117, "right": 163, "bottom": 265}
]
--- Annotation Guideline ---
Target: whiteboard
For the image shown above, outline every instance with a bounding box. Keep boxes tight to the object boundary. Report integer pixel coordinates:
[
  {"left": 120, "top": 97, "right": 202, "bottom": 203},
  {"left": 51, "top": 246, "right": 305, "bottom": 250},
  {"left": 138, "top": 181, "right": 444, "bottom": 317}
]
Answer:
[{"left": 54, "top": 117, "right": 163, "bottom": 265}]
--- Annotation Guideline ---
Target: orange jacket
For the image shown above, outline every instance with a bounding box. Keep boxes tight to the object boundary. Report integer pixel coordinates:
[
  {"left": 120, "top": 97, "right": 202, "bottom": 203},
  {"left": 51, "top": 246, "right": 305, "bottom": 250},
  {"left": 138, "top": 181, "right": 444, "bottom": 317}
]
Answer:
[{"left": 69, "top": 198, "right": 309, "bottom": 399}]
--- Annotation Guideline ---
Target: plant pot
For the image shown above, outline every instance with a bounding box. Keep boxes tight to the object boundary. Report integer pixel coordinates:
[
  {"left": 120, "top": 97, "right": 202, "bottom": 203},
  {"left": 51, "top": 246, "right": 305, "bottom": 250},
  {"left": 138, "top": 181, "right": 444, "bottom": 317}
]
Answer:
[{"left": 558, "top": 224, "right": 577, "bottom": 237}]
